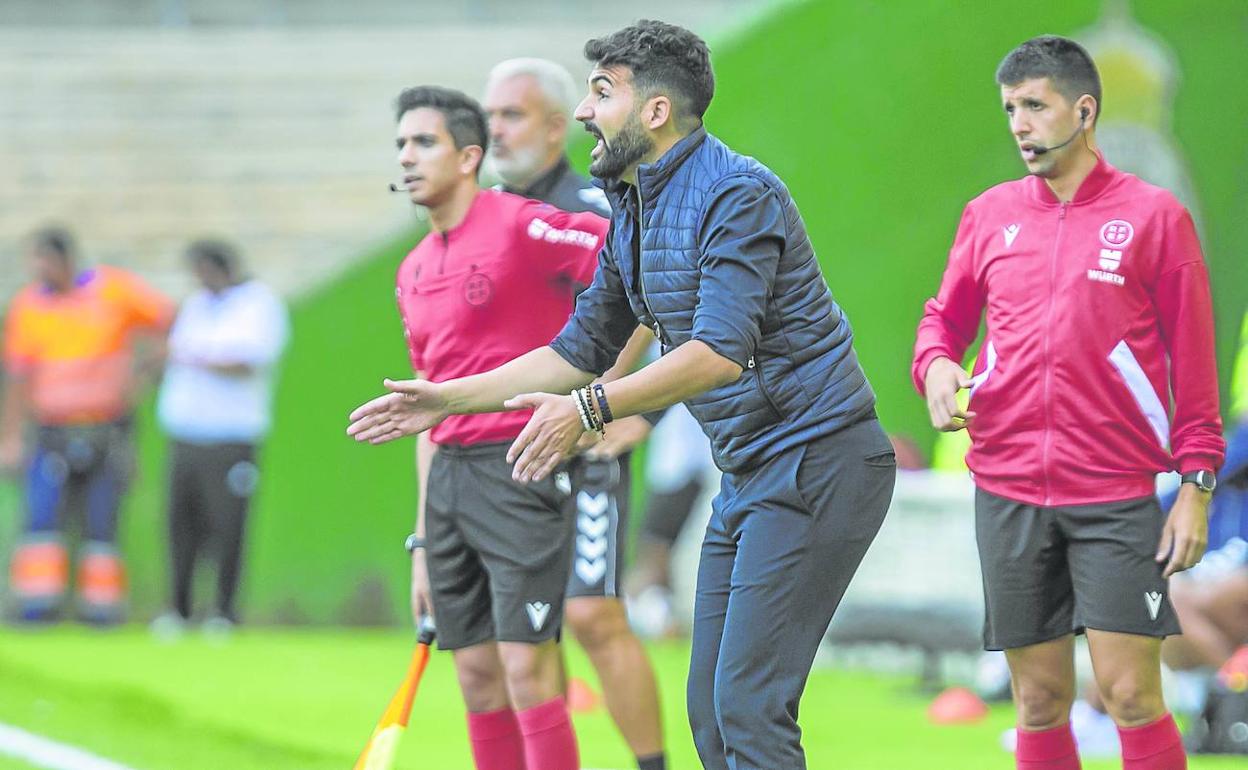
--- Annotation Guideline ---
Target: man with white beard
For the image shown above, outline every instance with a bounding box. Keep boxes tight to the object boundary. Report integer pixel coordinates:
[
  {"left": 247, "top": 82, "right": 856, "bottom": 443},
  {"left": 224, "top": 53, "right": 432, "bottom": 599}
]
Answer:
[{"left": 481, "top": 58, "right": 668, "bottom": 770}]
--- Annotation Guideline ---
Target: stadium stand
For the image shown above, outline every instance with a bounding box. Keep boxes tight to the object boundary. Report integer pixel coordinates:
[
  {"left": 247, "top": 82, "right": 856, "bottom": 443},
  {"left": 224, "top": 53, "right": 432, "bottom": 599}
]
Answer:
[{"left": 0, "top": 0, "right": 756, "bottom": 302}]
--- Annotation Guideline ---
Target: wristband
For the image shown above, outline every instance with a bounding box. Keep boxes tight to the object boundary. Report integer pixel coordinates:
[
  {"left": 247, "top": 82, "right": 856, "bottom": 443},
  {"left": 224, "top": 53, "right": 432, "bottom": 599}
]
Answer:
[
  {"left": 576, "top": 386, "right": 604, "bottom": 433},
  {"left": 592, "top": 383, "right": 615, "bottom": 425},
  {"left": 404, "top": 533, "right": 426, "bottom": 553}
]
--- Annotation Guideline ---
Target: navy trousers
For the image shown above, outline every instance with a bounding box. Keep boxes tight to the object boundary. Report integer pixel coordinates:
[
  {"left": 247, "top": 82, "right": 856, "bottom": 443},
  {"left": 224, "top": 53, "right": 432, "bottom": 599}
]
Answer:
[{"left": 687, "top": 418, "right": 896, "bottom": 770}]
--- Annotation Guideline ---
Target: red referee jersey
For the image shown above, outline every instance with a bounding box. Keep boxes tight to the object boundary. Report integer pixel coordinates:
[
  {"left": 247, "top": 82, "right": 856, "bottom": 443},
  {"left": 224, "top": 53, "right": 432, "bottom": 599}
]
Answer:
[
  {"left": 913, "top": 157, "right": 1224, "bottom": 506},
  {"left": 396, "top": 189, "right": 607, "bottom": 446}
]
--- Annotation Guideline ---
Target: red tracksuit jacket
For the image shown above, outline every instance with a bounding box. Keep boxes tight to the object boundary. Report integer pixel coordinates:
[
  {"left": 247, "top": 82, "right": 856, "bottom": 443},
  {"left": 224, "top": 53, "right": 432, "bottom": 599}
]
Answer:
[{"left": 913, "top": 158, "right": 1224, "bottom": 507}]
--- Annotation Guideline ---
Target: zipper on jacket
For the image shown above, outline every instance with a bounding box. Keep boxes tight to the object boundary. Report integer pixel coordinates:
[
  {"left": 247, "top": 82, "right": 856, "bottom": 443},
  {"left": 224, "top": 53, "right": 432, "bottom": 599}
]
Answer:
[
  {"left": 634, "top": 186, "right": 663, "bottom": 342},
  {"left": 1041, "top": 203, "right": 1068, "bottom": 506},
  {"left": 439, "top": 232, "right": 449, "bottom": 275},
  {"left": 748, "top": 355, "right": 783, "bottom": 419}
]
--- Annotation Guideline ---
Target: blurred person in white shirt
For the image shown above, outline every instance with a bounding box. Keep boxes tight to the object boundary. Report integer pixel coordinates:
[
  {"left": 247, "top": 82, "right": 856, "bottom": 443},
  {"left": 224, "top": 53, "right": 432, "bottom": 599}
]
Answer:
[{"left": 153, "top": 239, "right": 288, "bottom": 636}]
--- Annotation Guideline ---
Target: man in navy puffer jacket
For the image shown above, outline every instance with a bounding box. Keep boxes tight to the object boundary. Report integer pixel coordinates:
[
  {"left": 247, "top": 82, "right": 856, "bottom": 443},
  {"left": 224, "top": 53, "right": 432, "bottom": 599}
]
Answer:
[{"left": 348, "top": 21, "right": 896, "bottom": 769}]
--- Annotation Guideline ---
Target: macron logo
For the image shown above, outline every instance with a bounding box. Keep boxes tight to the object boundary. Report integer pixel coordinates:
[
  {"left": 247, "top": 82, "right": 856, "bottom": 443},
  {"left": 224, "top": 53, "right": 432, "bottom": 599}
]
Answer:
[
  {"left": 1002, "top": 224, "right": 1021, "bottom": 248},
  {"left": 1145, "top": 591, "right": 1163, "bottom": 621},
  {"left": 525, "top": 601, "right": 551, "bottom": 631},
  {"left": 527, "top": 218, "right": 600, "bottom": 250}
]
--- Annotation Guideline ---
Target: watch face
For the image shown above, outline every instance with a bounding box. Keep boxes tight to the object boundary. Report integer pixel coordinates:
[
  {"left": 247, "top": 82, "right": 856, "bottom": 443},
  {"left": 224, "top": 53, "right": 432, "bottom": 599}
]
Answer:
[
  {"left": 1187, "top": 470, "right": 1216, "bottom": 492},
  {"left": 1180, "top": 471, "right": 1216, "bottom": 493}
]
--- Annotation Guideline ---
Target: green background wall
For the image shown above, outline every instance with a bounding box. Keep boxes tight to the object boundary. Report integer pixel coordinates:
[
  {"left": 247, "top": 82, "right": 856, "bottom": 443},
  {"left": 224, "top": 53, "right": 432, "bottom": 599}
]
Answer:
[{"left": 5, "top": 0, "right": 1246, "bottom": 624}]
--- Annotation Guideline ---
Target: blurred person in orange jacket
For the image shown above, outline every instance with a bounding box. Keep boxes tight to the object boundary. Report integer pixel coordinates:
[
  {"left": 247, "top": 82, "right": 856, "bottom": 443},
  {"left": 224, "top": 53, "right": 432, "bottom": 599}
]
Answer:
[{"left": 1, "top": 226, "right": 173, "bottom": 623}]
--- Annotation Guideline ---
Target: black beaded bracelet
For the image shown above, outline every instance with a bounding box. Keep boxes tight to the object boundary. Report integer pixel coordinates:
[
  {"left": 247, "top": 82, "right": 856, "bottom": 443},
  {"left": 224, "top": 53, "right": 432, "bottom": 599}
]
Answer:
[{"left": 592, "top": 383, "right": 615, "bottom": 425}]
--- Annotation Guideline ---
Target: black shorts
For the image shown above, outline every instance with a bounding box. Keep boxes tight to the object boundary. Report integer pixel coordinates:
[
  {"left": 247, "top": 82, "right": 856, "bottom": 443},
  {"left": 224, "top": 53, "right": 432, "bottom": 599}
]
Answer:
[
  {"left": 425, "top": 442, "right": 574, "bottom": 650},
  {"left": 565, "top": 455, "right": 630, "bottom": 599},
  {"left": 976, "top": 488, "right": 1182, "bottom": 650}
]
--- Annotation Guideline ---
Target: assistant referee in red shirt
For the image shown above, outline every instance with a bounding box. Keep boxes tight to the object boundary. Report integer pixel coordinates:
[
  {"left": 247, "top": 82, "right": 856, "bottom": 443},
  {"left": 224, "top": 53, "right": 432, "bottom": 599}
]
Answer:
[{"left": 386, "top": 85, "right": 606, "bottom": 770}]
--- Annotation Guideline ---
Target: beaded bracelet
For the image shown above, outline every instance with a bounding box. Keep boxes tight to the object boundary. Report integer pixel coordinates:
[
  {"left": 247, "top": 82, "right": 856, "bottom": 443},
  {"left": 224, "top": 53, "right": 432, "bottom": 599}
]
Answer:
[
  {"left": 580, "top": 386, "right": 604, "bottom": 432},
  {"left": 572, "top": 388, "right": 594, "bottom": 432},
  {"left": 581, "top": 386, "right": 604, "bottom": 432},
  {"left": 592, "top": 383, "right": 615, "bottom": 425}
]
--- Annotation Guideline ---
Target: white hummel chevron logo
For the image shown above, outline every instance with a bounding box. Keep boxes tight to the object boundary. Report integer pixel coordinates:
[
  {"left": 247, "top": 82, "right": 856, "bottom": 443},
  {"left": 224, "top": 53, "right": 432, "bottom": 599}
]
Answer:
[
  {"left": 1145, "top": 591, "right": 1163, "bottom": 621},
  {"left": 525, "top": 601, "right": 551, "bottom": 631},
  {"left": 575, "top": 558, "right": 607, "bottom": 585},
  {"left": 577, "top": 491, "right": 609, "bottom": 517},
  {"left": 577, "top": 513, "right": 610, "bottom": 540},
  {"left": 577, "top": 534, "right": 609, "bottom": 561},
  {"left": 1003, "top": 224, "right": 1021, "bottom": 247},
  {"left": 575, "top": 491, "right": 611, "bottom": 587}
]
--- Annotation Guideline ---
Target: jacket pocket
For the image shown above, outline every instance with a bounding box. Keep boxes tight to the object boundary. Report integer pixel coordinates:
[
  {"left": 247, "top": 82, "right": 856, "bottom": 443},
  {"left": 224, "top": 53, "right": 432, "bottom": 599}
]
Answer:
[
  {"left": 863, "top": 450, "right": 897, "bottom": 469},
  {"left": 748, "top": 355, "right": 783, "bottom": 421}
]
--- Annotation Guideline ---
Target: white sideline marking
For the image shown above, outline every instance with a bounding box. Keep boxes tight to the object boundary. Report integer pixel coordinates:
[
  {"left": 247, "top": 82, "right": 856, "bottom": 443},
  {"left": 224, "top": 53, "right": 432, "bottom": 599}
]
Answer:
[
  {"left": 0, "top": 723, "right": 138, "bottom": 770},
  {"left": 0, "top": 721, "right": 620, "bottom": 770}
]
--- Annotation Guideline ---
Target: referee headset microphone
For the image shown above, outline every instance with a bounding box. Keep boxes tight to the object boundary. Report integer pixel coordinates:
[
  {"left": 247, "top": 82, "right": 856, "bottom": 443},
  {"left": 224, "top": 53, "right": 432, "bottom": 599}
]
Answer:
[{"left": 1030, "top": 105, "right": 1090, "bottom": 156}]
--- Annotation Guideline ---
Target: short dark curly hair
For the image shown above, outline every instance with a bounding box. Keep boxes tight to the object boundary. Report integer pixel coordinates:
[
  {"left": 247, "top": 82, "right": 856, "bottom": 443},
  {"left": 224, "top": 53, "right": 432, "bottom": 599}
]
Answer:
[
  {"left": 29, "top": 225, "right": 76, "bottom": 262},
  {"left": 186, "top": 238, "right": 241, "bottom": 277},
  {"left": 584, "top": 20, "right": 715, "bottom": 126},
  {"left": 996, "top": 35, "right": 1102, "bottom": 123},
  {"left": 394, "top": 85, "right": 489, "bottom": 156}
]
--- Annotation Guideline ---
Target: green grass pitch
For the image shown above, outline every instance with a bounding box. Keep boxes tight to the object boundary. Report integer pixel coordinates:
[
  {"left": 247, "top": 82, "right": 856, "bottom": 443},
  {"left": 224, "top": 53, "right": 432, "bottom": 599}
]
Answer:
[{"left": 0, "top": 627, "right": 1242, "bottom": 769}]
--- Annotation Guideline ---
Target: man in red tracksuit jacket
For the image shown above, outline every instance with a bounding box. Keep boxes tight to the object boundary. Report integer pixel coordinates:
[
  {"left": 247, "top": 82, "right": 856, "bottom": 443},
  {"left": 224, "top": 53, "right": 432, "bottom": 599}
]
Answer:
[{"left": 914, "top": 36, "right": 1224, "bottom": 770}]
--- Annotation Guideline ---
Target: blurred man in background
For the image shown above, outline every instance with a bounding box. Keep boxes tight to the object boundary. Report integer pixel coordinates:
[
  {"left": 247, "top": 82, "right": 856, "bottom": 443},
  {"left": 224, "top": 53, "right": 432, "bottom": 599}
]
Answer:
[
  {"left": 153, "top": 239, "right": 288, "bottom": 637},
  {"left": 914, "top": 35, "right": 1222, "bottom": 770},
  {"left": 484, "top": 56, "right": 666, "bottom": 770},
  {"left": 486, "top": 57, "right": 612, "bottom": 218},
  {"left": 1, "top": 226, "right": 173, "bottom": 624}
]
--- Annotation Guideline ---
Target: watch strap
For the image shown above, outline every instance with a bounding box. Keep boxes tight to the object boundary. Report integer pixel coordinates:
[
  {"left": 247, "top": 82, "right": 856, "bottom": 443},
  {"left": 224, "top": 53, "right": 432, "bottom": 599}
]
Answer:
[{"left": 1180, "top": 470, "right": 1216, "bottom": 493}]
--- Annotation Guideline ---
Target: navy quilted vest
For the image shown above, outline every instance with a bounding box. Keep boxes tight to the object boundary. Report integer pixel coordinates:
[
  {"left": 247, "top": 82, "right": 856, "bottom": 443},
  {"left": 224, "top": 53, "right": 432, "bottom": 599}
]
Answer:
[{"left": 598, "top": 128, "right": 877, "bottom": 472}]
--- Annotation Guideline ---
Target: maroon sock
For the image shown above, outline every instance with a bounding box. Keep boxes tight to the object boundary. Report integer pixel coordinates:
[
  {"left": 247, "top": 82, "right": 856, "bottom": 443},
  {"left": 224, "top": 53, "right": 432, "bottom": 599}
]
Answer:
[
  {"left": 515, "top": 696, "right": 578, "bottom": 770},
  {"left": 466, "top": 707, "right": 526, "bottom": 770},
  {"left": 1118, "top": 713, "right": 1187, "bottom": 770},
  {"left": 1015, "top": 722, "right": 1082, "bottom": 769}
]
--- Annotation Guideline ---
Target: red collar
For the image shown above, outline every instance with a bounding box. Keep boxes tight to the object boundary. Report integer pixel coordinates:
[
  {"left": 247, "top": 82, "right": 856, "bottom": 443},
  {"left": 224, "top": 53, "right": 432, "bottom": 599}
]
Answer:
[
  {"left": 1025, "top": 155, "right": 1118, "bottom": 207},
  {"left": 431, "top": 189, "right": 494, "bottom": 243}
]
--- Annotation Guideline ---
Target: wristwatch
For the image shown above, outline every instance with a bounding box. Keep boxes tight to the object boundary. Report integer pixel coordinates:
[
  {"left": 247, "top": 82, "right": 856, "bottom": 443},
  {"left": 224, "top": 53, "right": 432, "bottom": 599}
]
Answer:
[
  {"left": 1180, "top": 470, "right": 1216, "bottom": 494},
  {"left": 404, "top": 533, "right": 426, "bottom": 553}
]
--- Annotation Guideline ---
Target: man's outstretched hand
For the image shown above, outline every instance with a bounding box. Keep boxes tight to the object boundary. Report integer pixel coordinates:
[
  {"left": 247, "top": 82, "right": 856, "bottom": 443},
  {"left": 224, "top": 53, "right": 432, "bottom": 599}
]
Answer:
[
  {"left": 505, "top": 392, "right": 583, "bottom": 484},
  {"left": 347, "top": 378, "right": 450, "bottom": 444}
]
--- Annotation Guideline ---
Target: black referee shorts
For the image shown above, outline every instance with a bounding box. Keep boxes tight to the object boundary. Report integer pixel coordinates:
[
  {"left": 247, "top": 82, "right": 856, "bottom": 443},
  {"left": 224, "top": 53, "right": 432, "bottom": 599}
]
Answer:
[
  {"left": 976, "top": 487, "right": 1182, "bottom": 650},
  {"left": 425, "top": 442, "right": 575, "bottom": 650}
]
